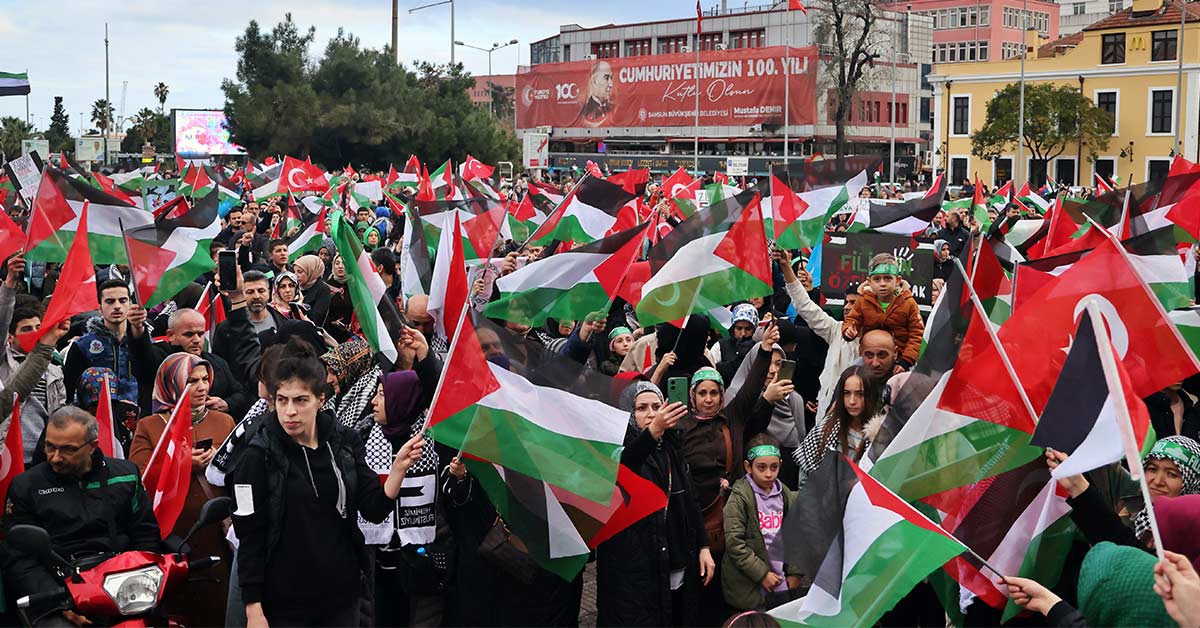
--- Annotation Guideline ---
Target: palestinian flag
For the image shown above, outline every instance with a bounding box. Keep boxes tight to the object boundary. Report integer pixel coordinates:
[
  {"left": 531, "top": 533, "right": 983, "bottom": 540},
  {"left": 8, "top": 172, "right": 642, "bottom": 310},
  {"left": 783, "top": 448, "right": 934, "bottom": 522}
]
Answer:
[
  {"left": 772, "top": 169, "right": 867, "bottom": 249},
  {"left": 330, "top": 213, "right": 399, "bottom": 364},
  {"left": 463, "top": 458, "right": 666, "bottom": 581},
  {"left": 530, "top": 176, "right": 637, "bottom": 246},
  {"left": 426, "top": 311, "right": 630, "bottom": 505},
  {"left": 400, "top": 203, "right": 434, "bottom": 298},
  {"left": 25, "top": 167, "right": 153, "bottom": 264},
  {"left": 503, "top": 195, "right": 546, "bottom": 242},
  {"left": 1016, "top": 182, "right": 1050, "bottom": 213},
  {"left": 636, "top": 188, "right": 771, "bottom": 326},
  {"left": 122, "top": 190, "right": 221, "bottom": 308},
  {"left": 971, "top": 178, "right": 992, "bottom": 231},
  {"left": 287, "top": 205, "right": 328, "bottom": 262},
  {"left": 484, "top": 223, "right": 648, "bottom": 326},
  {"left": 1096, "top": 173, "right": 1115, "bottom": 195},
  {"left": 849, "top": 174, "right": 946, "bottom": 234},
  {"left": 969, "top": 236, "right": 1013, "bottom": 325},
  {"left": 528, "top": 180, "right": 566, "bottom": 215},
  {"left": 771, "top": 453, "right": 967, "bottom": 628},
  {"left": 179, "top": 164, "right": 214, "bottom": 198},
  {"left": 0, "top": 71, "right": 31, "bottom": 96},
  {"left": 428, "top": 212, "right": 469, "bottom": 343},
  {"left": 662, "top": 167, "right": 701, "bottom": 218}
]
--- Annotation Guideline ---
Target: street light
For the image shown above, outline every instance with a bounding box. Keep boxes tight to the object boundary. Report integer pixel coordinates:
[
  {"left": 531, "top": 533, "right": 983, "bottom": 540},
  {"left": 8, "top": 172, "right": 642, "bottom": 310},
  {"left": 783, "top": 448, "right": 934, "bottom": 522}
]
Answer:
[
  {"left": 456, "top": 39, "right": 519, "bottom": 116},
  {"left": 409, "top": 0, "right": 456, "bottom": 64}
]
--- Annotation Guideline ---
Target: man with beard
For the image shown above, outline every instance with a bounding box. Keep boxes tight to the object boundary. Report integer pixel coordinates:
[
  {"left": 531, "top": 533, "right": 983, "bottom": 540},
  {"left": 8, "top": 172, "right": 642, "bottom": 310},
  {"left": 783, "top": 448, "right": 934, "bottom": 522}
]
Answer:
[{"left": 212, "top": 270, "right": 286, "bottom": 383}]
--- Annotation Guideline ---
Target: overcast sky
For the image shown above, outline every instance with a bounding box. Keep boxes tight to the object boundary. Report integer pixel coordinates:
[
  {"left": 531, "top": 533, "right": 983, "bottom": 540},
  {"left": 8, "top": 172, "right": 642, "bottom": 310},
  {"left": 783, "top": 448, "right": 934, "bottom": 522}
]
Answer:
[{"left": 0, "top": 1, "right": 692, "bottom": 132}]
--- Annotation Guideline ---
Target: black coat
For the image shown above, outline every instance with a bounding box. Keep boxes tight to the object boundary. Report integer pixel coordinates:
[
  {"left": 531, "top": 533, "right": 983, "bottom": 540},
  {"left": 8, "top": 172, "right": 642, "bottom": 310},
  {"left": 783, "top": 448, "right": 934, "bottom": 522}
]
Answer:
[
  {"left": 596, "top": 427, "right": 706, "bottom": 627},
  {"left": 1143, "top": 391, "right": 1200, "bottom": 441},
  {"left": 1, "top": 452, "right": 161, "bottom": 604},
  {"left": 301, "top": 278, "right": 332, "bottom": 326}
]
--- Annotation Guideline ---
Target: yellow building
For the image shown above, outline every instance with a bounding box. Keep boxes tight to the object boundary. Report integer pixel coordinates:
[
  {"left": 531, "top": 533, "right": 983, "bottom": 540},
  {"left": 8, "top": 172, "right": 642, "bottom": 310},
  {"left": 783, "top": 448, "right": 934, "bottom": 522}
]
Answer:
[{"left": 930, "top": 0, "right": 1200, "bottom": 188}]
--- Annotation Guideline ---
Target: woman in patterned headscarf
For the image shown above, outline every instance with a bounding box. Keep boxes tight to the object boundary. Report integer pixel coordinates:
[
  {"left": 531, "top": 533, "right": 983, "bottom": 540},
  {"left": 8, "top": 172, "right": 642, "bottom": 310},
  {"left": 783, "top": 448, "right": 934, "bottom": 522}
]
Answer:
[
  {"left": 129, "top": 352, "right": 235, "bottom": 627},
  {"left": 1047, "top": 435, "right": 1200, "bottom": 553},
  {"left": 321, "top": 338, "right": 381, "bottom": 436}
]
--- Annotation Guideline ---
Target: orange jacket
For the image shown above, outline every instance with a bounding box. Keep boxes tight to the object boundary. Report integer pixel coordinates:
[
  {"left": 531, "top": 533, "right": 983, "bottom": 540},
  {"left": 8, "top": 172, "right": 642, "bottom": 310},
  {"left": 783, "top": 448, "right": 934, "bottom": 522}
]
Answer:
[{"left": 841, "top": 288, "right": 925, "bottom": 367}]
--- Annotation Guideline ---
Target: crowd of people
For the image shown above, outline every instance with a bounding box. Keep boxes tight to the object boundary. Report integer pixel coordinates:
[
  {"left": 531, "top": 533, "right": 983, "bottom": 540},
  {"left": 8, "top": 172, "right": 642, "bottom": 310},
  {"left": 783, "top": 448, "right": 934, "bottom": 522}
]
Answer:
[{"left": 0, "top": 159, "right": 1198, "bottom": 628}]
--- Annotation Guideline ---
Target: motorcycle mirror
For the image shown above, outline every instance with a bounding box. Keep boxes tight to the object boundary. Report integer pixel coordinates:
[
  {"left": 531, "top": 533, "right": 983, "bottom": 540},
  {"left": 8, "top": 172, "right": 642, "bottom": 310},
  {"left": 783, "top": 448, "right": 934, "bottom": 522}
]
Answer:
[
  {"left": 183, "top": 497, "right": 233, "bottom": 545},
  {"left": 7, "top": 525, "right": 55, "bottom": 562}
]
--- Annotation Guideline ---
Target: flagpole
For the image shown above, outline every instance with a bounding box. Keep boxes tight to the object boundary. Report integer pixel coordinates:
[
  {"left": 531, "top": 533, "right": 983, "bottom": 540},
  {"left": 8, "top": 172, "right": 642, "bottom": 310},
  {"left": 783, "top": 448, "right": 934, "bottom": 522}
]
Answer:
[
  {"left": 694, "top": 29, "right": 701, "bottom": 174},
  {"left": 952, "top": 258, "right": 1040, "bottom": 424},
  {"left": 671, "top": 276, "right": 706, "bottom": 354},
  {"left": 1084, "top": 296, "right": 1166, "bottom": 562},
  {"left": 784, "top": 44, "right": 790, "bottom": 165},
  {"left": 1017, "top": 0, "right": 1027, "bottom": 188}
]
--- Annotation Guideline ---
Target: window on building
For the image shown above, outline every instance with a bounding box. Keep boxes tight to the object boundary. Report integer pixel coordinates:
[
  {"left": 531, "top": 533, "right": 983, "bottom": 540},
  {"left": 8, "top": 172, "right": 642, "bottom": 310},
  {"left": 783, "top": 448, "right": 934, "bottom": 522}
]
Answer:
[
  {"left": 591, "top": 41, "right": 619, "bottom": 59},
  {"left": 1151, "top": 89, "right": 1174, "bottom": 133},
  {"left": 921, "top": 96, "right": 932, "bottom": 123},
  {"left": 951, "top": 158, "right": 969, "bottom": 185},
  {"left": 730, "top": 29, "right": 765, "bottom": 49},
  {"left": 979, "top": 41, "right": 989, "bottom": 60},
  {"left": 994, "top": 157, "right": 1013, "bottom": 187},
  {"left": 1028, "top": 159, "right": 1048, "bottom": 187},
  {"left": 1109, "top": 0, "right": 1125, "bottom": 12},
  {"left": 980, "top": 6, "right": 990, "bottom": 25},
  {"left": 1096, "top": 91, "right": 1118, "bottom": 133},
  {"left": 698, "top": 33, "right": 723, "bottom": 51},
  {"left": 1101, "top": 33, "right": 1125, "bottom": 64},
  {"left": 563, "top": 44, "right": 571, "bottom": 62},
  {"left": 1055, "top": 159, "right": 1076, "bottom": 187},
  {"left": 1149, "top": 159, "right": 1171, "bottom": 184},
  {"left": 1072, "top": 2, "right": 1086, "bottom": 14},
  {"left": 1094, "top": 157, "right": 1116, "bottom": 183},
  {"left": 1152, "top": 30, "right": 1178, "bottom": 61},
  {"left": 658, "top": 36, "right": 688, "bottom": 54},
  {"left": 952, "top": 95, "right": 970, "bottom": 135},
  {"left": 624, "top": 39, "right": 651, "bottom": 57}
]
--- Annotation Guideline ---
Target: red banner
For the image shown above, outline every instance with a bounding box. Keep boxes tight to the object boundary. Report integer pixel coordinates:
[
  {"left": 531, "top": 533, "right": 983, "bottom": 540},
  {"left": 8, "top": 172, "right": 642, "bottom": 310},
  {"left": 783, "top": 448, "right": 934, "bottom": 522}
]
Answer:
[{"left": 517, "top": 46, "right": 817, "bottom": 130}]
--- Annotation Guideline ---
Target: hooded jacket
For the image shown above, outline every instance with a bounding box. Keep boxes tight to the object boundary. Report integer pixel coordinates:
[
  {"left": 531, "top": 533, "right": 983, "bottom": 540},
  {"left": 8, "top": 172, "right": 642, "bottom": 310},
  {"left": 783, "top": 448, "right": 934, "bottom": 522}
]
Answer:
[
  {"left": 841, "top": 288, "right": 924, "bottom": 368},
  {"left": 229, "top": 409, "right": 396, "bottom": 611}
]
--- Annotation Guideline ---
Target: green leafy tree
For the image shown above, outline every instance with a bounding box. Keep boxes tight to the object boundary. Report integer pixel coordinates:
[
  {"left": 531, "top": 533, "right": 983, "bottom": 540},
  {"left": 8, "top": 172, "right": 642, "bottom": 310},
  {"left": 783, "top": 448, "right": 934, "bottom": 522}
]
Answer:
[
  {"left": 91, "top": 99, "right": 115, "bottom": 133},
  {"left": 971, "top": 83, "right": 1113, "bottom": 184},
  {"left": 121, "top": 107, "right": 170, "bottom": 152},
  {"left": 0, "top": 116, "right": 37, "bottom": 160},
  {"left": 154, "top": 82, "right": 170, "bottom": 114},
  {"left": 46, "top": 96, "right": 73, "bottom": 152},
  {"left": 222, "top": 15, "right": 518, "bottom": 169}
]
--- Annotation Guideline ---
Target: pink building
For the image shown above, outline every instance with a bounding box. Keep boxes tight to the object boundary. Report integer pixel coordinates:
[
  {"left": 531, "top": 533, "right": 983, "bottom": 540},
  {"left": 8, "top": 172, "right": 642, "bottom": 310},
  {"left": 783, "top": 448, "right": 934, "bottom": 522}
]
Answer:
[
  {"left": 888, "top": 0, "right": 1059, "bottom": 64},
  {"left": 469, "top": 74, "right": 515, "bottom": 109}
]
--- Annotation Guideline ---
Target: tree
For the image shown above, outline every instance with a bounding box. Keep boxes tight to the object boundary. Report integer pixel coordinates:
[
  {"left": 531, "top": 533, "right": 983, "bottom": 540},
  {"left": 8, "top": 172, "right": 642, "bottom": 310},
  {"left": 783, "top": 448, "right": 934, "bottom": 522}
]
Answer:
[
  {"left": 46, "top": 96, "right": 73, "bottom": 152},
  {"left": 154, "top": 82, "right": 170, "bottom": 115},
  {"left": 91, "top": 99, "right": 115, "bottom": 133},
  {"left": 489, "top": 81, "right": 515, "bottom": 125},
  {"left": 222, "top": 15, "right": 518, "bottom": 169},
  {"left": 121, "top": 107, "right": 169, "bottom": 153},
  {"left": 0, "top": 117, "right": 37, "bottom": 161},
  {"left": 813, "top": 0, "right": 883, "bottom": 160},
  {"left": 971, "top": 83, "right": 1113, "bottom": 184}
]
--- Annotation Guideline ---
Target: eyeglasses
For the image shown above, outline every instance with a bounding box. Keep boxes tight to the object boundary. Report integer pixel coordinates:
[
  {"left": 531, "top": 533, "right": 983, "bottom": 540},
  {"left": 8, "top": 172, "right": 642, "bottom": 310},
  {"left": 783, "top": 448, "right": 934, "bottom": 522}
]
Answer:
[{"left": 44, "top": 440, "right": 97, "bottom": 455}]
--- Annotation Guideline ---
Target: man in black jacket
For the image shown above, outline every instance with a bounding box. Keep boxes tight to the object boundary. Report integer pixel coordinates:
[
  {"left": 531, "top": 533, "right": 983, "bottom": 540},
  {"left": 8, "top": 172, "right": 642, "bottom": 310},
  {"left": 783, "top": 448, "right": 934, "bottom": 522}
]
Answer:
[
  {"left": 935, "top": 210, "right": 972, "bottom": 258},
  {"left": 1, "top": 407, "right": 161, "bottom": 624}
]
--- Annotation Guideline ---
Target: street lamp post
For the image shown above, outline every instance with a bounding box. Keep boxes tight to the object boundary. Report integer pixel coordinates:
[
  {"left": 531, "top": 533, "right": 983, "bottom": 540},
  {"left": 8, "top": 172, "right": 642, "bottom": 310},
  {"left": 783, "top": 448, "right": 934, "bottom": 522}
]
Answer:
[
  {"left": 409, "top": 0, "right": 456, "bottom": 64},
  {"left": 456, "top": 39, "right": 519, "bottom": 116}
]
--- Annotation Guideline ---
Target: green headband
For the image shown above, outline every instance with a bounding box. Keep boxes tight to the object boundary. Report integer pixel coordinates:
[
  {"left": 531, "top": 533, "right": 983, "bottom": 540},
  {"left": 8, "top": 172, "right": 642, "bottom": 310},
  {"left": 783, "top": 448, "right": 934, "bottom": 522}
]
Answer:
[
  {"left": 609, "top": 326, "right": 632, "bottom": 340},
  {"left": 746, "top": 445, "right": 781, "bottom": 460},
  {"left": 869, "top": 263, "right": 900, "bottom": 276},
  {"left": 1147, "top": 440, "right": 1196, "bottom": 468},
  {"left": 691, "top": 367, "right": 724, "bottom": 388}
]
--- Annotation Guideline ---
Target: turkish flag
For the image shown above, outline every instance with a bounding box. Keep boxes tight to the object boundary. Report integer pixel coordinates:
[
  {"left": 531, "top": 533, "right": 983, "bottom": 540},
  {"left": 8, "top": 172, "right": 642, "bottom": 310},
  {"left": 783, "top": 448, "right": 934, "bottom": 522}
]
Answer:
[
  {"left": 0, "top": 395, "right": 25, "bottom": 503},
  {"left": 461, "top": 155, "right": 495, "bottom": 181},
  {"left": 0, "top": 209, "right": 25, "bottom": 264},
  {"left": 141, "top": 387, "right": 195, "bottom": 539},
  {"left": 998, "top": 236, "right": 1200, "bottom": 413},
  {"left": 278, "top": 156, "right": 328, "bottom": 195},
  {"left": 18, "top": 204, "right": 97, "bottom": 353},
  {"left": 95, "top": 376, "right": 123, "bottom": 458},
  {"left": 788, "top": 0, "right": 808, "bottom": 12}
]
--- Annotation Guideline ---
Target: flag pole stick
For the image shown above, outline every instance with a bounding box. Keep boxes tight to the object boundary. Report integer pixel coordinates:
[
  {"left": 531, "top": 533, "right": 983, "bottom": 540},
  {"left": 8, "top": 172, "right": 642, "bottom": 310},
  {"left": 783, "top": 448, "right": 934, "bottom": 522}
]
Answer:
[
  {"left": 670, "top": 275, "right": 706, "bottom": 355},
  {"left": 1084, "top": 296, "right": 1166, "bottom": 561},
  {"left": 421, "top": 287, "right": 473, "bottom": 440},
  {"left": 952, "top": 258, "right": 1039, "bottom": 425}
]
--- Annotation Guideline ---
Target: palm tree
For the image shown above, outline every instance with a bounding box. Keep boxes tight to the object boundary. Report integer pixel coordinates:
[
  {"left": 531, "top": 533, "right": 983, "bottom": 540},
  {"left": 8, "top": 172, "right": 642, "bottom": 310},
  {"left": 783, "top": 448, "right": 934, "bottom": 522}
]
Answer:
[
  {"left": 154, "top": 82, "right": 169, "bottom": 115},
  {"left": 0, "top": 116, "right": 37, "bottom": 160},
  {"left": 91, "top": 99, "right": 115, "bottom": 133}
]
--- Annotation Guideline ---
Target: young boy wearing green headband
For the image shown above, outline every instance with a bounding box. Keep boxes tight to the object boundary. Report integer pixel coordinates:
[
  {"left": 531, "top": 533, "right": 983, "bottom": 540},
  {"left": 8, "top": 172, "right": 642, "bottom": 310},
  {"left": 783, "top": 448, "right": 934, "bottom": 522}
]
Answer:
[
  {"left": 721, "top": 434, "right": 801, "bottom": 610},
  {"left": 840, "top": 252, "right": 925, "bottom": 371}
]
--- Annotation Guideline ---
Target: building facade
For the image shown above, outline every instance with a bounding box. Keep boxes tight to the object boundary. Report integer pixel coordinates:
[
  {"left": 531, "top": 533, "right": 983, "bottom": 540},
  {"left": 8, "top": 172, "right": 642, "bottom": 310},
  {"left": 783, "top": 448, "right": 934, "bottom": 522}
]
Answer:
[
  {"left": 1058, "top": 0, "right": 1131, "bottom": 35},
  {"left": 893, "top": 0, "right": 1060, "bottom": 64},
  {"left": 469, "top": 74, "right": 516, "bottom": 109},
  {"left": 519, "top": 2, "right": 933, "bottom": 177},
  {"left": 930, "top": 0, "right": 1199, "bottom": 188}
]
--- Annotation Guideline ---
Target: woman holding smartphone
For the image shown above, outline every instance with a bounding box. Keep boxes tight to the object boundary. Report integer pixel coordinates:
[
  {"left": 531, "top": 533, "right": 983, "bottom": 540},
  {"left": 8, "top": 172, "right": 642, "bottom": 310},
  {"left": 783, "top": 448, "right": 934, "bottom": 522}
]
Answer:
[{"left": 130, "top": 352, "right": 236, "bottom": 627}]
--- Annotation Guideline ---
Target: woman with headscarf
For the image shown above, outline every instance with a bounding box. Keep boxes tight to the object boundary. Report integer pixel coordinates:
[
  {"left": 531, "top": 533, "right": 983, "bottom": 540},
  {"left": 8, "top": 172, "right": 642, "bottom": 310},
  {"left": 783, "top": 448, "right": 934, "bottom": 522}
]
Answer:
[
  {"left": 317, "top": 240, "right": 335, "bottom": 278},
  {"left": 130, "top": 352, "right": 235, "bottom": 628},
  {"left": 325, "top": 255, "right": 356, "bottom": 341},
  {"left": 294, "top": 254, "right": 332, "bottom": 325},
  {"left": 1048, "top": 435, "right": 1200, "bottom": 551},
  {"left": 596, "top": 381, "right": 710, "bottom": 627},
  {"left": 363, "top": 226, "right": 384, "bottom": 252},
  {"left": 271, "top": 271, "right": 303, "bottom": 318}
]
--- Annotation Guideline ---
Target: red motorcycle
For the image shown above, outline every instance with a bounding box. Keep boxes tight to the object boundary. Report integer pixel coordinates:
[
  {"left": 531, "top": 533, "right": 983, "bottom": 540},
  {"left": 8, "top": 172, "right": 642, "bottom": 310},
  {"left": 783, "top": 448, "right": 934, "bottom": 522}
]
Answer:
[{"left": 10, "top": 497, "right": 232, "bottom": 627}]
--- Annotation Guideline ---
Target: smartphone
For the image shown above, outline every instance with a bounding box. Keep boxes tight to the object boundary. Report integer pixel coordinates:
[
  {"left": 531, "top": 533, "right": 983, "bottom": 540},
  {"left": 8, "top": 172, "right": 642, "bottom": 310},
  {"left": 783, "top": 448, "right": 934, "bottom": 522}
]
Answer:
[
  {"left": 194, "top": 438, "right": 214, "bottom": 450},
  {"left": 288, "top": 301, "right": 305, "bottom": 319},
  {"left": 217, "top": 250, "right": 238, "bottom": 288},
  {"left": 667, "top": 377, "right": 689, "bottom": 407},
  {"left": 776, "top": 359, "right": 796, "bottom": 383}
]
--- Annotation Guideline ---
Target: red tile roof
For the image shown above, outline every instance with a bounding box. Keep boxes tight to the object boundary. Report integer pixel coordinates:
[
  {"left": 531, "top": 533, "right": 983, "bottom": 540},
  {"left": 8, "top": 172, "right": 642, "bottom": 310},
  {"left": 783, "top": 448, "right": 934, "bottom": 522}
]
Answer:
[
  {"left": 1083, "top": 0, "right": 1200, "bottom": 32},
  {"left": 1038, "top": 31, "right": 1085, "bottom": 57}
]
